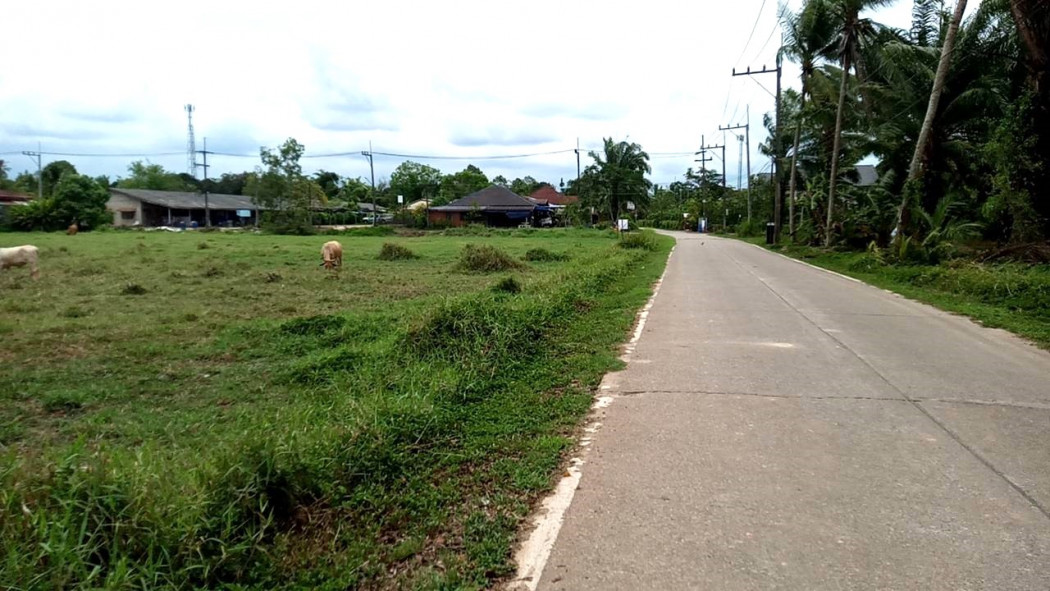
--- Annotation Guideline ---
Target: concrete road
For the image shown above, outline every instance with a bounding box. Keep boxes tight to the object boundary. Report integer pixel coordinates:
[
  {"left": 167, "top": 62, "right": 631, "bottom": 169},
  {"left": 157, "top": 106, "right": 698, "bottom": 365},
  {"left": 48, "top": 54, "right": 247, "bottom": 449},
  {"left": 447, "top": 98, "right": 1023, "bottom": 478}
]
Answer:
[{"left": 536, "top": 232, "right": 1050, "bottom": 590}]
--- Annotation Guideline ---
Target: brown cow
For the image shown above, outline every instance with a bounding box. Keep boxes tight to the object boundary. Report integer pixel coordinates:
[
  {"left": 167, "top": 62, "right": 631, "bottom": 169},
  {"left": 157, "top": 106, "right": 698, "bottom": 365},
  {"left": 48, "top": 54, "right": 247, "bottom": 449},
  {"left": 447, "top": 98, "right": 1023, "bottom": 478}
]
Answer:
[
  {"left": 0, "top": 245, "right": 40, "bottom": 279},
  {"left": 67, "top": 222, "right": 79, "bottom": 236},
  {"left": 320, "top": 241, "right": 343, "bottom": 270}
]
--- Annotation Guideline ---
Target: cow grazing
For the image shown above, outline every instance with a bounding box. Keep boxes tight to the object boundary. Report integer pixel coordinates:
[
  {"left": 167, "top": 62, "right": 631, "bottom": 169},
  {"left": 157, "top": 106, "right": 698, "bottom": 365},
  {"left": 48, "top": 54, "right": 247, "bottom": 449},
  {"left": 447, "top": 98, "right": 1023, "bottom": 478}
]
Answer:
[
  {"left": 320, "top": 241, "right": 343, "bottom": 270},
  {"left": 0, "top": 245, "right": 40, "bottom": 280},
  {"left": 67, "top": 222, "right": 79, "bottom": 236}
]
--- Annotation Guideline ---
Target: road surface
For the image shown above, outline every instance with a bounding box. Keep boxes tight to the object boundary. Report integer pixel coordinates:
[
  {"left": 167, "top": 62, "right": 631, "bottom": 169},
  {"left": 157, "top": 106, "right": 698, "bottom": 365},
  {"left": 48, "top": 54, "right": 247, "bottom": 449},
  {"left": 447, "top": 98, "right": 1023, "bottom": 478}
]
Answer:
[{"left": 534, "top": 232, "right": 1050, "bottom": 590}]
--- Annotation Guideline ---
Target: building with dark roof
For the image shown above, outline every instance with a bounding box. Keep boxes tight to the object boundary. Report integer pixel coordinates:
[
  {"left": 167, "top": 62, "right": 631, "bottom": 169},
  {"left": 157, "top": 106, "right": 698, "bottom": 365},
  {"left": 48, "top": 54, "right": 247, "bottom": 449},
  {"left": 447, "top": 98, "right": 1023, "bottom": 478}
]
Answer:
[
  {"left": 428, "top": 185, "right": 538, "bottom": 227},
  {"left": 529, "top": 185, "right": 578, "bottom": 207},
  {"left": 107, "top": 188, "right": 262, "bottom": 227}
]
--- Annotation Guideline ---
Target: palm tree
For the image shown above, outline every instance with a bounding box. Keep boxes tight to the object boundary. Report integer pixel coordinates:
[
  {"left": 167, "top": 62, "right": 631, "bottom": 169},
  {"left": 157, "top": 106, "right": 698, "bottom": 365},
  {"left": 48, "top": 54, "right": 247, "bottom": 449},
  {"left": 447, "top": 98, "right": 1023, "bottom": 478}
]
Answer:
[
  {"left": 586, "top": 138, "right": 652, "bottom": 223},
  {"left": 1008, "top": 0, "right": 1050, "bottom": 236},
  {"left": 895, "top": 0, "right": 969, "bottom": 239},
  {"left": 781, "top": 0, "right": 837, "bottom": 239},
  {"left": 824, "top": 0, "right": 894, "bottom": 246}
]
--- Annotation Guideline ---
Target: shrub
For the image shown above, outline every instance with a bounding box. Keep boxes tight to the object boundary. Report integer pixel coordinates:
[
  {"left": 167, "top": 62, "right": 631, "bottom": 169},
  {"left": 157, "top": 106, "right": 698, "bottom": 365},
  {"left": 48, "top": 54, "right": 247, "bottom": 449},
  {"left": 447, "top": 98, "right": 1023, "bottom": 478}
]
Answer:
[
  {"left": 735, "top": 219, "right": 764, "bottom": 237},
  {"left": 456, "top": 244, "right": 525, "bottom": 273},
  {"left": 492, "top": 276, "right": 522, "bottom": 294},
  {"left": 378, "top": 242, "right": 418, "bottom": 260},
  {"left": 344, "top": 226, "right": 395, "bottom": 237},
  {"left": 523, "top": 248, "right": 568, "bottom": 262},
  {"left": 197, "top": 241, "right": 210, "bottom": 250},
  {"left": 618, "top": 230, "right": 659, "bottom": 251}
]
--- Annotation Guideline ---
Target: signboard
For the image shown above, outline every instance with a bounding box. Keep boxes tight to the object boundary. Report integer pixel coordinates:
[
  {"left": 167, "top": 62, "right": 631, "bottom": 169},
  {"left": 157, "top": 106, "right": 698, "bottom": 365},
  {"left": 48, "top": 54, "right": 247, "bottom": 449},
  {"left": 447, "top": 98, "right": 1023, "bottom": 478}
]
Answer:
[
  {"left": 626, "top": 201, "right": 636, "bottom": 211},
  {"left": 236, "top": 209, "right": 251, "bottom": 217},
  {"left": 397, "top": 194, "right": 404, "bottom": 204},
  {"left": 617, "top": 219, "right": 630, "bottom": 231}
]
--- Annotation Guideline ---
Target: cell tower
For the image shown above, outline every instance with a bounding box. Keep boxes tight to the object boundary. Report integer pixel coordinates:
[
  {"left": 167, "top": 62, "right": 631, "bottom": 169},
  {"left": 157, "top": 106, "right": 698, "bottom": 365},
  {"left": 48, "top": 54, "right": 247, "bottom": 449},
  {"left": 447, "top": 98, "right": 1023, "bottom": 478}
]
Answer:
[{"left": 185, "top": 104, "right": 197, "bottom": 177}]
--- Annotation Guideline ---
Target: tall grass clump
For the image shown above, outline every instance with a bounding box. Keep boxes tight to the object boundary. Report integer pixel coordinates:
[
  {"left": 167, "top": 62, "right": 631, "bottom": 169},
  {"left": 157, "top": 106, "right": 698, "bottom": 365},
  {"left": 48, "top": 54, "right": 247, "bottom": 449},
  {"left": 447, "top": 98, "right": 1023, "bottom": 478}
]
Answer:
[
  {"left": 456, "top": 244, "right": 525, "bottom": 273},
  {"left": 523, "top": 248, "right": 569, "bottom": 262},
  {"left": 618, "top": 230, "right": 659, "bottom": 251},
  {"left": 378, "top": 242, "right": 418, "bottom": 260}
]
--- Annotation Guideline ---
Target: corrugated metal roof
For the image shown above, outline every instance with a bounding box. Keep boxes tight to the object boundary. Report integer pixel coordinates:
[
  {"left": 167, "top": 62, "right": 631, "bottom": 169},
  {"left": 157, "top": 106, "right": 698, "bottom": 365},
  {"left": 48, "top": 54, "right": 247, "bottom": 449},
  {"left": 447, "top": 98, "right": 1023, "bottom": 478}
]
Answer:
[{"left": 109, "top": 188, "right": 262, "bottom": 210}]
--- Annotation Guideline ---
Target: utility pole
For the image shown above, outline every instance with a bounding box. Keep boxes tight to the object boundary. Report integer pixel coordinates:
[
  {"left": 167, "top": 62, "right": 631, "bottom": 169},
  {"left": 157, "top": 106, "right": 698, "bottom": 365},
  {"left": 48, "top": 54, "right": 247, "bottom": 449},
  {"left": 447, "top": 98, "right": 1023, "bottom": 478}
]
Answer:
[
  {"left": 361, "top": 141, "right": 376, "bottom": 227},
  {"left": 22, "top": 142, "right": 42, "bottom": 201},
  {"left": 196, "top": 137, "right": 211, "bottom": 227},
  {"left": 720, "top": 113, "right": 752, "bottom": 224},
  {"left": 696, "top": 136, "right": 725, "bottom": 186},
  {"left": 574, "top": 137, "right": 583, "bottom": 225},
  {"left": 733, "top": 60, "right": 783, "bottom": 241},
  {"left": 575, "top": 137, "right": 581, "bottom": 184},
  {"left": 694, "top": 135, "right": 714, "bottom": 177}
]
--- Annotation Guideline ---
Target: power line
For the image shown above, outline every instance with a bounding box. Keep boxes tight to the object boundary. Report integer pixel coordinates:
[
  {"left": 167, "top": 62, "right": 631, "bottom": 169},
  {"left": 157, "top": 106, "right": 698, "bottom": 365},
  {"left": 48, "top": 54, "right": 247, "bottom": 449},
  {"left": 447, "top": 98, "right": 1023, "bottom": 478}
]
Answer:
[
  {"left": 734, "top": 0, "right": 770, "bottom": 68},
  {"left": 371, "top": 148, "right": 576, "bottom": 160},
  {"left": 748, "top": 20, "right": 781, "bottom": 66},
  {"left": 30, "top": 151, "right": 185, "bottom": 158}
]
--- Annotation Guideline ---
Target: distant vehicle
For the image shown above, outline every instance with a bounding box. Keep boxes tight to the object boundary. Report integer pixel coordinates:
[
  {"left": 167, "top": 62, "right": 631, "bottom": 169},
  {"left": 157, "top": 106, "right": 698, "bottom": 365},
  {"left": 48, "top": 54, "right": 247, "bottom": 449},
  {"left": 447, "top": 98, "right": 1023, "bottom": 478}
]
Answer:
[{"left": 363, "top": 214, "right": 394, "bottom": 224}]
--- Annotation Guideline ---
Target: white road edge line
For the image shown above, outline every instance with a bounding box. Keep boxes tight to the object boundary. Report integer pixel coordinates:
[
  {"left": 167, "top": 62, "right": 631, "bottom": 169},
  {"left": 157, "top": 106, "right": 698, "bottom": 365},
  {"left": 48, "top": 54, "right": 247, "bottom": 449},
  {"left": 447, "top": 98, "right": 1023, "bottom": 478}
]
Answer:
[
  {"left": 508, "top": 244, "right": 676, "bottom": 591},
  {"left": 742, "top": 240, "right": 864, "bottom": 284}
]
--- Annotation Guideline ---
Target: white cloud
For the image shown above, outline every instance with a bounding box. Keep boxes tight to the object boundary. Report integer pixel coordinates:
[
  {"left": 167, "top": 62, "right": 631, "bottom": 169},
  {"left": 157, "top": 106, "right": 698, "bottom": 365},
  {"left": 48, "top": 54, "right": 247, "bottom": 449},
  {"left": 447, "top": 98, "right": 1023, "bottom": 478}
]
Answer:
[{"left": 1, "top": 0, "right": 927, "bottom": 185}]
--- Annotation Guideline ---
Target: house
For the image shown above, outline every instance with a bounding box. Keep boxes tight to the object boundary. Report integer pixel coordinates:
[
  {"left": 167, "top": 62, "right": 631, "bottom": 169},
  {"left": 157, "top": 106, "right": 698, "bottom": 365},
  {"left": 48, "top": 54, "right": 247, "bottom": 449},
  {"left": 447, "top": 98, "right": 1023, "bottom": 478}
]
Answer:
[
  {"left": 428, "top": 185, "right": 537, "bottom": 227},
  {"left": 851, "top": 164, "right": 879, "bottom": 187},
  {"left": 0, "top": 190, "right": 34, "bottom": 225},
  {"left": 0, "top": 190, "right": 33, "bottom": 209},
  {"left": 107, "top": 188, "right": 262, "bottom": 227},
  {"left": 529, "top": 185, "right": 578, "bottom": 208}
]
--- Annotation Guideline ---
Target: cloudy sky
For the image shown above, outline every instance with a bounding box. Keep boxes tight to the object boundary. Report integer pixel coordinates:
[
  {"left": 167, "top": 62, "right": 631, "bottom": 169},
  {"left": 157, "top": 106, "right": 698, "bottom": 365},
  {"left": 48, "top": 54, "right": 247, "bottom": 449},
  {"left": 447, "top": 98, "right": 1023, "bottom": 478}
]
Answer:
[{"left": 0, "top": 0, "right": 918, "bottom": 190}]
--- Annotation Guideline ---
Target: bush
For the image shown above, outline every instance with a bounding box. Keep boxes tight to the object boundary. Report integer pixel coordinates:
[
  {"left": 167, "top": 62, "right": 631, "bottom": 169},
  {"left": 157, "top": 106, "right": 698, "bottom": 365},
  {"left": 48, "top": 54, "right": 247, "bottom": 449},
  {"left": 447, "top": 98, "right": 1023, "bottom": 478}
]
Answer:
[
  {"left": 735, "top": 219, "right": 764, "bottom": 237},
  {"left": 344, "top": 226, "right": 395, "bottom": 237},
  {"left": 523, "top": 248, "right": 569, "bottom": 262},
  {"left": 492, "top": 276, "right": 522, "bottom": 294},
  {"left": 618, "top": 230, "right": 659, "bottom": 251},
  {"left": 456, "top": 244, "right": 525, "bottom": 273},
  {"left": 261, "top": 210, "right": 314, "bottom": 235},
  {"left": 7, "top": 175, "right": 113, "bottom": 231},
  {"left": 378, "top": 242, "right": 418, "bottom": 260}
]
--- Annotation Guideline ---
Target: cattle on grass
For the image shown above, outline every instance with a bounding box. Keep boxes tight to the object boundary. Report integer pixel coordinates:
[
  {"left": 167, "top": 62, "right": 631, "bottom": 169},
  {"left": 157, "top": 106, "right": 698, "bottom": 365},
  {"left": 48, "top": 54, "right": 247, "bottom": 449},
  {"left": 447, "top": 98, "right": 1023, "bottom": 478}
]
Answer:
[
  {"left": 0, "top": 245, "right": 40, "bottom": 280},
  {"left": 320, "top": 241, "right": 343, "bottom": 270}
]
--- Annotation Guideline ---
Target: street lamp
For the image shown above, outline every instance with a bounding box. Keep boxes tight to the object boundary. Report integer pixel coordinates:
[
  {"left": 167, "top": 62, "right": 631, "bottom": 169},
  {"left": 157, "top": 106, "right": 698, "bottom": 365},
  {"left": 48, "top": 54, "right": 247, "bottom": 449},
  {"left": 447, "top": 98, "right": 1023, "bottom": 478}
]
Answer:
[{"left": 361, "top": 146, "right": 376, "bottom": 227}]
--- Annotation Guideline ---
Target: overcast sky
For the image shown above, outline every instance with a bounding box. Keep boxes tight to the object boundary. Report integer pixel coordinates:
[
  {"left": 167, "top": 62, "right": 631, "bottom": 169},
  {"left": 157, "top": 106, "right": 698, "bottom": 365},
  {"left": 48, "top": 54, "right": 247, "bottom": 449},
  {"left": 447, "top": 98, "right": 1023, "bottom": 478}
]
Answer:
[{"left": 0, "top": 0, "right": 919, "bottom": 191}]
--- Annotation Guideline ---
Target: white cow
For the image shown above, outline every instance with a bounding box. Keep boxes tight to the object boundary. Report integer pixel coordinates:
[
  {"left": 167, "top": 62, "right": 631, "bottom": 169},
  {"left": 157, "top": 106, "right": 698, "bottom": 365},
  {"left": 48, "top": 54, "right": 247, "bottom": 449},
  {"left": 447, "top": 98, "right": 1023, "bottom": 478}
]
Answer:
[{"left": 0, "top": 245, "right": 40, "bottom": 280}]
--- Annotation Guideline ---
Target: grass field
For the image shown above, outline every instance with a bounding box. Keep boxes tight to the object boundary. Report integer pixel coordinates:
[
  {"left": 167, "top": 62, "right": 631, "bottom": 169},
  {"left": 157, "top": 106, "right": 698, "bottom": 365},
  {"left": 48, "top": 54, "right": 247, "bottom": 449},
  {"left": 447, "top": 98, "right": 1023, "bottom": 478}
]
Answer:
[
  {"left": 0, "top": 227, "right": 672, "bottom": 589},
  {"left": 736, "top": 237, "right": 1050, "bottom": 349}
]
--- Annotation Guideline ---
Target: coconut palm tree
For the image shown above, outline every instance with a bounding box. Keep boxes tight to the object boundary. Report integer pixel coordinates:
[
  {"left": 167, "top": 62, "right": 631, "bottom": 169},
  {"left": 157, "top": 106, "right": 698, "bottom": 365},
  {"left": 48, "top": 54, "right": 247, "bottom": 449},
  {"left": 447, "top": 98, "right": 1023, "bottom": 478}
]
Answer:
[
  {"left": 1008, "top": 0, "right": 1050, "bottom": 236},
  {"left": 781, "top": 0, "right": 837, "bottom": 239},
  {"left": 586, "top": 138, "right": 652, "bottom": 223},
  {"left": 894, "top": 0, "right": 969, "bottom": 240},
  {"left": 824, "top": 0, "right": 894, "bottom": 246}
]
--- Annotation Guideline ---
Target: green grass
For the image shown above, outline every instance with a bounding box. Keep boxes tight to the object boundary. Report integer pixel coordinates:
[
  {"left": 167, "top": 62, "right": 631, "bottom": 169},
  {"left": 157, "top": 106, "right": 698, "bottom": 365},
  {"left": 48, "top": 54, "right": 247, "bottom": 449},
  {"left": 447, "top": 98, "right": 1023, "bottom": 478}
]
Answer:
[
  {"left": 737, "top": 237, "right": 1050, "bottom": 349},
  {"left": 0, "top": 228, "right": 672, "bottom": 589}
]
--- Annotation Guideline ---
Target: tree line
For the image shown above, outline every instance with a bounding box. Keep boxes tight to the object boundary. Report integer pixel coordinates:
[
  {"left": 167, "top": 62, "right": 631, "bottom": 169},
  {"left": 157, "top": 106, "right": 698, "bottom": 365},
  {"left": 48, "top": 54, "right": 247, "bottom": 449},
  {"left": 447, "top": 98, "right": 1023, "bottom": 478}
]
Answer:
[{"left": 769, "top": 0, "right": 1048, "bottom": 257}]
